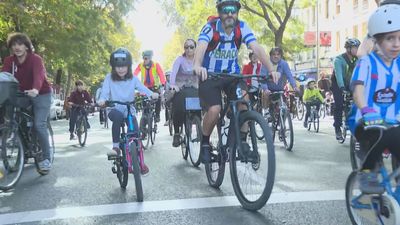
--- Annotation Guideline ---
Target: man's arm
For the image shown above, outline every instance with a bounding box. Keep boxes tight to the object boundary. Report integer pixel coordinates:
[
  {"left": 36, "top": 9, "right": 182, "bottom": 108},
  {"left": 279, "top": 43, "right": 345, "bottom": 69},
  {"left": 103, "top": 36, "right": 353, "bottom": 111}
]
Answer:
[
  {"left": 1, "top": 57, "right": 12, "bottom": 73},
  {"left": 133, "top": 64, "right": 141, "bottom": 77},
  {"left": 282, "top": 61, "right": 297, "bottom": 90},
  {"left": 193, "top": 40, "right": 209, "bottom": 81},
  {"left": 334, "top": 57, "right": 345, "bottom": 89},
  {"left": 156, "top": 63, "right": 166, "bottom": 85},
  {"left": 32, "top": 55, "right": 46, "bottom": 92}
]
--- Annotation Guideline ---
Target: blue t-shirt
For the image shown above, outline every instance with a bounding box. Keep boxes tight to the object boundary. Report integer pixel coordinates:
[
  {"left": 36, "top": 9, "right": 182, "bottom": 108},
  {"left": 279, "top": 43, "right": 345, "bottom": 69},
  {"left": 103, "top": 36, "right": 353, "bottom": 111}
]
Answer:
[
  {"left": 348, "top": 52, "right": 400, "bottom": 133},
  {"left": 198, "top": 19, "right": 256, "bottom": 74}
]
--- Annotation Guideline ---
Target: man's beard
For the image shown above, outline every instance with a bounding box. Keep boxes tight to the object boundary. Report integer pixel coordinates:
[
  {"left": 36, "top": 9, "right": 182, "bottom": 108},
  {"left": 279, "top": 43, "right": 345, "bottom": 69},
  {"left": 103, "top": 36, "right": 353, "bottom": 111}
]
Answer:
[{"left": 223, "top": 17, "right": 236, "bottom": 29}]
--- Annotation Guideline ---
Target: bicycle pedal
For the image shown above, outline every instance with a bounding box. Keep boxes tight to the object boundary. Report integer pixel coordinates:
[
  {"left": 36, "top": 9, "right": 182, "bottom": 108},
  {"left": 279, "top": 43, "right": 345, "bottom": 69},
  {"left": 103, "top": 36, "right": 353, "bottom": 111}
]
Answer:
[
  {"left": 107, "top": 153, "right": 118, "bottom": 160},
  {"left": 111, "top": 167, "right": 117, "bottom": 174}
]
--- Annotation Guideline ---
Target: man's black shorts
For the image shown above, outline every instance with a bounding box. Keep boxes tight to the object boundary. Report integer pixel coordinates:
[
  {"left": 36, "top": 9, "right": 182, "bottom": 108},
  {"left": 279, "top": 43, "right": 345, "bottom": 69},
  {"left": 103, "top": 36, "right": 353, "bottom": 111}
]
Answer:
[{"left": 199, "top": 77, "right": 247, "bottom": 110}]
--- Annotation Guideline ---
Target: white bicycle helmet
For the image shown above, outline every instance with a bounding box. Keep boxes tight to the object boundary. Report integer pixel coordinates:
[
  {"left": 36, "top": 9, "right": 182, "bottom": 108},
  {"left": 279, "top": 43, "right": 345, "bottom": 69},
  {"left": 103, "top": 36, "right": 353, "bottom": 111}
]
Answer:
[
  {"left": 368, "top": 4, "right": 400, "bottom": 37},
  {"left": 307, "top": 78, "right": 316, "bottom": 86}
]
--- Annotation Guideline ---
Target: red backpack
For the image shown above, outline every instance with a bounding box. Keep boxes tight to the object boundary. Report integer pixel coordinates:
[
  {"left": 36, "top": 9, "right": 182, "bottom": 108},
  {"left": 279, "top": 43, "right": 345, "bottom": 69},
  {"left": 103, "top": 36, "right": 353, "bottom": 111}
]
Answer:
[{"left": 206, "top": 16, "right": 242, "bottom": 52}]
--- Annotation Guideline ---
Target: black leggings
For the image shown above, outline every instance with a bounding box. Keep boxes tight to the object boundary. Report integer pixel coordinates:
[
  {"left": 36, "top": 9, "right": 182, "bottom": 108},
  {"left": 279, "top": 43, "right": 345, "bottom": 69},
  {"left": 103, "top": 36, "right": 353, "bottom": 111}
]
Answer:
[
  {"left": 171, "top": 87, "right": 199, "bottom": 134},
  {"left": 355, "top": 125, "right": 400, "bottom": 170},
  {"left": 304, "top": 101, "right": 321, "bottom": 123},
  {"left": 108, "top": 109, "right": 139, "bottom": 143}
]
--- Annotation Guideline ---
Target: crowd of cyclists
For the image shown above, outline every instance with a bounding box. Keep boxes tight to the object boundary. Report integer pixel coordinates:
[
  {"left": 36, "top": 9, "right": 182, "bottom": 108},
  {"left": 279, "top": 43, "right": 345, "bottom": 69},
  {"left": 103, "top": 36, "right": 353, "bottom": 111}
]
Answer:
[{"left": 1, "top": 0, "right": 400, "bottom": 217}]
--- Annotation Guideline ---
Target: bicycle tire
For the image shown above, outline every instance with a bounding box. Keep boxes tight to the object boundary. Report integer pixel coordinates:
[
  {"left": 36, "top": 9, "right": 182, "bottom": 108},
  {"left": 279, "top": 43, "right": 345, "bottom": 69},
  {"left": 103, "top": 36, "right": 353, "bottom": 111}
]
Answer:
[
  {"left": 281, "top": 112, "right": 294, "bottom": 151},
  {"left": 77, "top": 117, "right": 88, "bottom": 147},
  {"left": 297, "top": 101, "right": 305, "bottom": 121},
  {"left": 350, "top": 136, "right": 361, "bottom": 171},
  {"left": 187, "top": 115, "right": 202, "bottom": 167},
  {"left": 339, "top": 125, "right": 347, "bottom": 144},
  {"left": 0, "top": 128, "right": 24, "bottom": 191},
  {"left": 205, "top": 124, "right": 226, "bottom": 188},
  {"left": 141, "top": 115, "right": 150, "bottom": 149},
  {"left": 230, "top": 110, "right": 276, "bottom": 211},
  {"left": 181, "top": 124, "right": 188, "bottom": 160},
  {"left": 314, "top": 114, "right": 319, "bottom": 133},
  {"left": 130, "top": 142, "right": 143, "bottom": 202},
  {"left": 150, "top": 115, "right": 156, "bottom": 145},
  {"left": 117, "top": 155, "right": 128, "bottom": 189},
  {"left": 168, "top": 112, "right": 173, "bottom": 136}
]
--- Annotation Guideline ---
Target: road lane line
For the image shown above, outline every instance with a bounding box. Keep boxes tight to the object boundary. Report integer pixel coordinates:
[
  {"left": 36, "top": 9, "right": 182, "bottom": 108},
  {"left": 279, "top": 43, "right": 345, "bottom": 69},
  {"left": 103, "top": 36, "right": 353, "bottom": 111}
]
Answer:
[{"left": 0, "top": 190, "right": 345, "bottom": 224}]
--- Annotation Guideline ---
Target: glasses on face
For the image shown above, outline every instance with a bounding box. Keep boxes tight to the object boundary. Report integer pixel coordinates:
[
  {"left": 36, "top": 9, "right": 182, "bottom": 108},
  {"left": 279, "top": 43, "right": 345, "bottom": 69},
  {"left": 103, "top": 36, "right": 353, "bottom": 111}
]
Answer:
[
  {"left": 143, "top": 57, "right": 149, "bottom": 60},
  {"left": 184, "top": 46, "right": 195, "bottom": 50},
  {"left": 219, "top": 5, "right": 238, "bottom": 14}
]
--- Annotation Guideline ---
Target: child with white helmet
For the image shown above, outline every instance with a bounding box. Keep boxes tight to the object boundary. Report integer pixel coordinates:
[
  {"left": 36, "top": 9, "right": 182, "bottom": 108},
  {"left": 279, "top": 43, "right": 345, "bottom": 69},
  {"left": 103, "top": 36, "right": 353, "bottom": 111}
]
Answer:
[{"left": 348, "top": 4, "right": 400, "bottom": 194}]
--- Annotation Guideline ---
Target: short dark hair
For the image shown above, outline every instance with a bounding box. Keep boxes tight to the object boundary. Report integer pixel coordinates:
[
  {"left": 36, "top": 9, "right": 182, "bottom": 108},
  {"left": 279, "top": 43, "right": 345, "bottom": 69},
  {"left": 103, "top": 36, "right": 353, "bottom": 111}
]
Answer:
[
  {"left": 111, "top": 67, "right": 133, "bottom": 81},
  {"left": 7, "top": 32, "right": 33, "bottom": 52},
  {"left": 75, "top": 80, "right": 84, "bottom": 86},
  {"left": 269, "top": 47, "right": 283, "bottom": 56},
  {"left": 249, "top": 52, "right": 254, "bottom": 59}
]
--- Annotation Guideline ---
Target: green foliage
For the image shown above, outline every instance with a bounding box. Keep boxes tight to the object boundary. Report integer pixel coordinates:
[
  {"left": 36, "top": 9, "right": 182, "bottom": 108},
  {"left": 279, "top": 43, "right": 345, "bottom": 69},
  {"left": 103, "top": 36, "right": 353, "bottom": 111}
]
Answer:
[
  {"left": 160, "top": 0, "right": 307, "bottom": 63},
  {"left": 0, "top": 0, "right": 140, "bottom": 90}
]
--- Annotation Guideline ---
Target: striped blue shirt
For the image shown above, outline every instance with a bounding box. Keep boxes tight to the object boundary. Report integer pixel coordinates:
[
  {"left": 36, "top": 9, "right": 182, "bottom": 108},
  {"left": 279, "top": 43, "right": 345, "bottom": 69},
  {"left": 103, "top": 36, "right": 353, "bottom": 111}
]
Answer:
[
  {"left": 348, "top": 52, "right": 400, "bottom": 133},
  {"left": 198, "top": 19, "right": 256, "bottom": 74}
]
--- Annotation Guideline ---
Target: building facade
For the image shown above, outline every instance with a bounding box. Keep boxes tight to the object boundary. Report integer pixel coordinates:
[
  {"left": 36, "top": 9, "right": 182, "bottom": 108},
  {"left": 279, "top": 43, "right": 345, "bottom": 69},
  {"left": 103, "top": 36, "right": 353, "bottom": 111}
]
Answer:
[{"left": 295, "top": 0, "right": 379, "bottom": 76}]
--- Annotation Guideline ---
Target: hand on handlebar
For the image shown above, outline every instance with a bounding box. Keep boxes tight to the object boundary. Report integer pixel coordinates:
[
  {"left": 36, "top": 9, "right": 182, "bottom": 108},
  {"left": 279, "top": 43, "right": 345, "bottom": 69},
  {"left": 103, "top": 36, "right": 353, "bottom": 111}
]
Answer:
[
  {"left": 24, "top": 89, "right": 39, "bottom": 98},
  {"left": 362, "top": 107, "right": 383, "bottom": 126},
  {"left": 194, "top": 66, "right": 208, "bottom": 81}
]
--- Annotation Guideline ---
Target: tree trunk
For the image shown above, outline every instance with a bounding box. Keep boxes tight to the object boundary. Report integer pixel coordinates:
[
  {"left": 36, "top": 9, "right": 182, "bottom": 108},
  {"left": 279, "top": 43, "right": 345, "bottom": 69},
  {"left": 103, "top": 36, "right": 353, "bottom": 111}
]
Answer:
[{"left": 274, "top": 30, "right": 284, "bottom": 48}]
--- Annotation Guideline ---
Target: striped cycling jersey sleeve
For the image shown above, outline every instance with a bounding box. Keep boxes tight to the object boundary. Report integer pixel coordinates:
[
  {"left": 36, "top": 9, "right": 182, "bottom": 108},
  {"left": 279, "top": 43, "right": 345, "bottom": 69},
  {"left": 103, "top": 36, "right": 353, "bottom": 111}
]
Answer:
[
  {"left": 198, "top": 23, "right": 213, "bottom": 43},
  {"left": 351, "top": 56, "right": 371, "bottom": 91},
  {"left": 240, "top": 22, "right": 257, "bottom": 46}
]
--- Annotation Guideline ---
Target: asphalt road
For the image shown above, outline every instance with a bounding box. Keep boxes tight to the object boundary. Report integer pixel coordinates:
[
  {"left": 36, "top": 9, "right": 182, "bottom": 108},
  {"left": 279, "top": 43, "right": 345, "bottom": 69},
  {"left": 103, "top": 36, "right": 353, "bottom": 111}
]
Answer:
[{"left": 0, "top": 111, "right": 354, "bottom": 225}]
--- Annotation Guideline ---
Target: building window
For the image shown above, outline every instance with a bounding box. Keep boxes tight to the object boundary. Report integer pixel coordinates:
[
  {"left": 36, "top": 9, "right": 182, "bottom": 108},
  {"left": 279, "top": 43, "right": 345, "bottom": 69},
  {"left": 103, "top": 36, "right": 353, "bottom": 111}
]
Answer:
[
  {"left": 336, "top": 31, "right": 341, "bottom": 51},
  {"left": 361, "top": 22, "right": 368, "bottom": 37},
  {"left": 353, "top": 0, "right": 359, "bottom": 10},
  {"left": 325, "top": 0, "right": 329, "bottom": 18},
  {"left": 336, "top": 0, "right": 340, "bottom": 14},
  {"left": 362, "top": 0, "right": 368, "bottom": 9},
  {"left": 353, "top": 25, "right": 359, "bottom": 39}
]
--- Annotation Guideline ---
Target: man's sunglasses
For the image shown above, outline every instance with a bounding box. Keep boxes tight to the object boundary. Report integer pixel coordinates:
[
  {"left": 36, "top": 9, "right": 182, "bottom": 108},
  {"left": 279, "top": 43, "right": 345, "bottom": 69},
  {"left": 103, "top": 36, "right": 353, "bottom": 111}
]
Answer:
[
  {"left": 184, "top": 45, "right": 195, "bottom": 50},
  {"left": 219, "top": 5, "right": 238, "bottom": 14}
]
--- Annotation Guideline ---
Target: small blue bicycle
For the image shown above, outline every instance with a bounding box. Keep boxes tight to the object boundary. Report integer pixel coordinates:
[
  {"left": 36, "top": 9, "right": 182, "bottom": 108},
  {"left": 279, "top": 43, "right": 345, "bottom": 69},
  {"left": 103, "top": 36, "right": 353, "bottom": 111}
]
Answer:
[{"left": 345, "top": 124, "right": 400, "bottom": 225}]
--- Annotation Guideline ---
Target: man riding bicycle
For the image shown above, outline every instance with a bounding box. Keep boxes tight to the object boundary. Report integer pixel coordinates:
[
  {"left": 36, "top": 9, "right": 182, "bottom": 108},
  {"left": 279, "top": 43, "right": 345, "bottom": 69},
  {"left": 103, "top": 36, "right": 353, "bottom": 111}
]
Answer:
[
  {"left": 331, "top": 38, "right": 360, "bottom": 140},
  {"left": 193, "top": 0, "right": 277, "bottom": 164},
  {"left": 134, "top": 50, "right": 166, "bottom": 122},
  {"left": 68, "top": 80, "right": 93, "bottom": 140}
]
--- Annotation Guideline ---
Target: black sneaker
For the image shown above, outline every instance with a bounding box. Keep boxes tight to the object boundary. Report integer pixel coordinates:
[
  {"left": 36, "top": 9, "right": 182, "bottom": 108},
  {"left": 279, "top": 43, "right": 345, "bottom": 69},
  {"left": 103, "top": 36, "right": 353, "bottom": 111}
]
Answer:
[
  {"left": 200, "top": 143, "right": 212, "bottom": 164},
  {"left": 87, "top": 122, "right": 91, "bottom": 129},
  {"left": 358, "top": 170, "right": 384, "bottom": 194},
  {"left": 172, "top": 134, "right": 181, "bottom": 147},
  {"left": 69, "top": 133, "right": 75, "bottom": 140},
  {"left": 155, "top": 116, "right": 160, "bottom": 123},
  {"left": 335, "top": 127, "right": 343, "bottom": 140},
  {"left": 303, "top": 121, "right": 308, "bottom": 128}
]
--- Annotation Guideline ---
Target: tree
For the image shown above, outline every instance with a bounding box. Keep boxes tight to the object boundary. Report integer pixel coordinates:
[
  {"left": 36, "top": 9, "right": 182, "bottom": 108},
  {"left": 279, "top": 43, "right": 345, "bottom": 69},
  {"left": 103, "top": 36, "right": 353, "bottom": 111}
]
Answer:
[{"left": 241, "top": 0, "right": 296, "bottom": 48}]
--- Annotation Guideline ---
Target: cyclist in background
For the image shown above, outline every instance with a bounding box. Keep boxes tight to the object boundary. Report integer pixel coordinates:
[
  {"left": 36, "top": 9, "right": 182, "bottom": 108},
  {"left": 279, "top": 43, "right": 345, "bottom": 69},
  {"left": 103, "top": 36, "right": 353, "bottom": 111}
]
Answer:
[
  {"left": 303, "top": 79, "right": 324, "bottom": 128},
  {"left": 348, "top": 4, "right": 400, "bottom": 194},
  {"left": 98, "top": 48, "right": 159, "bottom": 175},
  {"left": 193, "top": 0, "right": 277, "bottom": 163},
  {"left": 68, "top": 80, "right": 92, "bottom": 140},
  {"left": 1, "top": 32, "right": 52, "bottom": 172},
  {"left": 169, "top": 38, "right": 198, "bottom": 147},
  {"left": 133, "top": 50, "right": 166, "bottom": 122},
  {"left": 331, "top": 38, "right": 360, "bottom": 140}
]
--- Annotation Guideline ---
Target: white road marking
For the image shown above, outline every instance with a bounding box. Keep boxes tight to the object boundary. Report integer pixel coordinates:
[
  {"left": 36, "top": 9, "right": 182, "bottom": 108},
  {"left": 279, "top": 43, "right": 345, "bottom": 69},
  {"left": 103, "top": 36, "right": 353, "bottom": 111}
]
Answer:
[{"left": 0, "top": 190, "right": 345, "bottom": 224}]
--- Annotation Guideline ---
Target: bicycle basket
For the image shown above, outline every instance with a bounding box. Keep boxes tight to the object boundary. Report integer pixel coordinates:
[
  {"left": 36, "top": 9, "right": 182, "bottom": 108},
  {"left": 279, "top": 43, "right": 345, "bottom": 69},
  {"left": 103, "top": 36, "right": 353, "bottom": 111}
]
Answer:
[
  {"left": 185, "top": 97, "right": 201, "bottom": 111},
  {"left": 0, "top": 72, "right": 19, "bottom": 105}
]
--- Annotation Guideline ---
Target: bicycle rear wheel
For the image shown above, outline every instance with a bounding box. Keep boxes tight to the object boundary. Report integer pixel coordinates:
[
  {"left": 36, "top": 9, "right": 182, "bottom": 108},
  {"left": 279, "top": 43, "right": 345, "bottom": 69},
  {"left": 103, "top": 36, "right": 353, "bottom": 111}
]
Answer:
[
  {"left": 168, "top": 110, "right": 173, "bottom": 136},
  {"left": 0, "top": 128, "right": 24, "bottom": 191},
  {"left": 116, "top": 153, "right": 128, "bottom": 188},
  {"left": 130, "top": 142, "right": 143, "bottom": 202},
  {"left": 140, "top": 116, "right": 150, "bottom": 149},
  {"left": 181, "top": 124, "right": 188, "bottom": 160},
  {"left": 281, "top": 111, "right": 294, "bottom": 151},
  {"left": 77, "top": 117, "right": 88, "bottom": 147},
  {"left": 205, "top": 125, "right": 225, "bottom": 188},
  {"left": 230, "top": 110, "right": 275, "bottom": 211},
  {"left": 187, "top": 115, "right": 202, "bottom": 167}
]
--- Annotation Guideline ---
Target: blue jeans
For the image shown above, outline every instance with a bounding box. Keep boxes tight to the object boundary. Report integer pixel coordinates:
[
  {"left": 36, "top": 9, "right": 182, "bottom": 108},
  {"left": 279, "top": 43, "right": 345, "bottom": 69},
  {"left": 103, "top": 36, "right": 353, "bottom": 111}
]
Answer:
[{"left": 31, "top": 93, "right": 52, "bottom": 161}]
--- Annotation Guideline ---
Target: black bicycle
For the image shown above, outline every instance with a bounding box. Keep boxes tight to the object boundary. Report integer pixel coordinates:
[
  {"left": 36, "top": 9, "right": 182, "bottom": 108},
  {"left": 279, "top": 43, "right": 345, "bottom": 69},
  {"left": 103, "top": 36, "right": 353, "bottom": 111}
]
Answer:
[
  {"left": 71, "top": 104, "right": 90, "bottom": 147},
  {"left": 204, "top": 72, "right": 275, "bottom": 211},
  {"left": 339, "top": 91, "right": 353, "bottom": 144},
  {"left": 269, "top": 91, "right": 294, "bottom": 151},
  {"left": 177, "top": 87, "right": 202, "bottom": 167},
  {"left": 105, "top": 101, "right": 144, "bottom": 202},
  {"left": 139, "top": 99, "right": 158, "bottom": 149},
  {"left": 306, "top": 103, "right": 320, "bottom": 133},
  {"left": 0, "top": 94, "right": 55, "bottom": 191}
]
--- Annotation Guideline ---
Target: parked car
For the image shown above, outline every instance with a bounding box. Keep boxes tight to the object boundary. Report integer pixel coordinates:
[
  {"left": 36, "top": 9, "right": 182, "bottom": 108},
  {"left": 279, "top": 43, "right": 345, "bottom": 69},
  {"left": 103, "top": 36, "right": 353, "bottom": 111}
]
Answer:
[{"left": 50, "top": 98, "right": 66, "bottom": 120}]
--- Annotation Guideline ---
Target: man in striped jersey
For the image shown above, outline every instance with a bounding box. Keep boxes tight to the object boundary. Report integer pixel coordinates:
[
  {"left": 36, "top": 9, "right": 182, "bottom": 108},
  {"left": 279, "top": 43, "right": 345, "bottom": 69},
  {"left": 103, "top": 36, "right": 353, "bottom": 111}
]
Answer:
[{"left": 193, "top": 0, "right": 276, "bottom": 164}]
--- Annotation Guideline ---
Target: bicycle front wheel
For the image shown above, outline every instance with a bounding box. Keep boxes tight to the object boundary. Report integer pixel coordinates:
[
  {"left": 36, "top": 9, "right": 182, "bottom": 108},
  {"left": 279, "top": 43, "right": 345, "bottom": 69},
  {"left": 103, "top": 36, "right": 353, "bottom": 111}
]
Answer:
[
  {"left": 77, "top": 117, "right": 88, "bottom": 147},
  {"left": 280, "top": 111, "right": 294, "bottom": 151},
  {"left": 130, "top": 142, "right": 143, "bottom": 202},
  {"left": 297, "top": 101, "right": 305, "bottom": 121},
  {"left": 150, "top": 116, "right": 156, "bottom": 145},
  {"left": 313, "top": 113, "right": 319, "bottom": 133},
  {"left": 187, "top": 115, "right": 202, "bottom": 167},
  {"left": 205, "top": 125, "right": 225, "bottom": 188},
  {"left": 0, "top": 128, "right": 24, "bottom": 191},
  {"left": 230, "top": 111, "right": 276, "bottom": 211}
]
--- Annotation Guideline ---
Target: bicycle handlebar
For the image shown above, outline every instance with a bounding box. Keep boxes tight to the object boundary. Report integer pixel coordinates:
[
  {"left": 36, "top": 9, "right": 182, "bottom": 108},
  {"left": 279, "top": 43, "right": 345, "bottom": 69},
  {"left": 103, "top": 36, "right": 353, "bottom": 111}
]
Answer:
[
  {"left": 105, "top": 100, "right": 135, "bottom": 107},
  {"left": 364, "top": 123, "right": 399, "bottom": 131},
  {"left": 207, "top": 72, "right": 268, "bottom": 80}
]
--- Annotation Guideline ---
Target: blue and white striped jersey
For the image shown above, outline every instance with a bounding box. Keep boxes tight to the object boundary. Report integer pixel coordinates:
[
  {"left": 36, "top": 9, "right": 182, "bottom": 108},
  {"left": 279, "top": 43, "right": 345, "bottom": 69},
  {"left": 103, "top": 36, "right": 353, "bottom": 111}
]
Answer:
[
  {"left": 348, "top": 52, "right": 400, "bottom": 133},
  {"left": 198, "top": 19, "right": 256, "bottom": 74}
]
